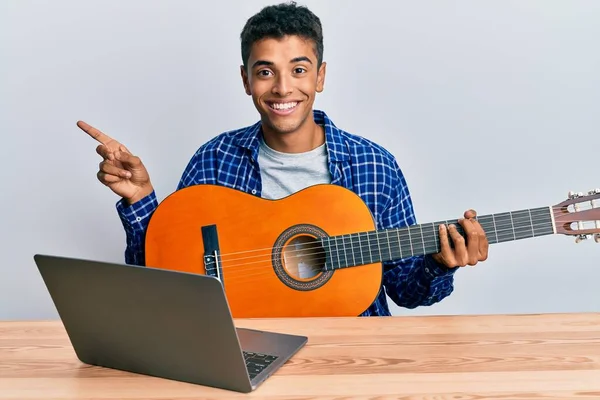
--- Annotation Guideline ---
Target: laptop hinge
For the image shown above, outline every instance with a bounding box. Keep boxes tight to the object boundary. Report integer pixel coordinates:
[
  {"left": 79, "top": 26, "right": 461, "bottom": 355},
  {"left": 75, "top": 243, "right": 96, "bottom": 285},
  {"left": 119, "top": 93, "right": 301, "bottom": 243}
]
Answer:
[{"left": 201, "top": 224, "right": 223, "bottom": 283}]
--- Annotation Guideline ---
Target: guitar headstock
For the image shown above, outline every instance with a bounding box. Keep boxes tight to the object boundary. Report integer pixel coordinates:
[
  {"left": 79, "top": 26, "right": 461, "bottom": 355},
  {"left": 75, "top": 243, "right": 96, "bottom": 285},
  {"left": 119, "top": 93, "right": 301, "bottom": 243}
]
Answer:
[{"left": 552, "top": 189, "right": 600, "bottom": 243}]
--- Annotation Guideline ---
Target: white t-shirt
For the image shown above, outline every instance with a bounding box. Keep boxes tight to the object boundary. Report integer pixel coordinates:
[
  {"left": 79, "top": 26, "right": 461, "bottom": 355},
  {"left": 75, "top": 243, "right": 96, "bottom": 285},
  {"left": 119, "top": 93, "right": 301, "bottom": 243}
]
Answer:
[{"left": 257, "top": 137, "right": 332, "bottom": 200}]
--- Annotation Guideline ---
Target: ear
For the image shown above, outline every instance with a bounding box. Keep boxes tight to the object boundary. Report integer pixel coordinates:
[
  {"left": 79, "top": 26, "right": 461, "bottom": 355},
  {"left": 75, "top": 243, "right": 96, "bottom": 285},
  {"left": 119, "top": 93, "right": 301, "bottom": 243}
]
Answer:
[
  {"left": 240, "top": 65, "right": 251, "bottom": 96},
  {"left": 316, "top": 61, "right": 327, "bottom": 93}
]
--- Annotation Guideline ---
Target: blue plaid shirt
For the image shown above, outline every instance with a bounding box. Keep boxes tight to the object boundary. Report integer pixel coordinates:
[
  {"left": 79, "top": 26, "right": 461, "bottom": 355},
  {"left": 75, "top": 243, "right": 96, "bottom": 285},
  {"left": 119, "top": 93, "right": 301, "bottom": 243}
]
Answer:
[{"left": 116, "top": 109, "right": 456, "bottom": 316}]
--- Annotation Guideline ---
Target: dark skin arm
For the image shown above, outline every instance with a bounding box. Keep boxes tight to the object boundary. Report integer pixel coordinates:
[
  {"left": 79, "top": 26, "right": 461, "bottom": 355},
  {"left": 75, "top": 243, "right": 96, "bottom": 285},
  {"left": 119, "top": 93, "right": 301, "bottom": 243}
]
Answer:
[{"left": 77, "top": 120, "right": 154, "bottom": 205}]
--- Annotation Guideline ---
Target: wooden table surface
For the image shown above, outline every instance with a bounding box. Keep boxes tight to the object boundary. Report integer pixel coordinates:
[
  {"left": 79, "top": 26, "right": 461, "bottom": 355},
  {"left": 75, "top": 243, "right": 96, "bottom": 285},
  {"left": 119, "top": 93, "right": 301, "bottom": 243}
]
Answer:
[{"left": 1, "top": 313, "right": 599, "bottom": 399}]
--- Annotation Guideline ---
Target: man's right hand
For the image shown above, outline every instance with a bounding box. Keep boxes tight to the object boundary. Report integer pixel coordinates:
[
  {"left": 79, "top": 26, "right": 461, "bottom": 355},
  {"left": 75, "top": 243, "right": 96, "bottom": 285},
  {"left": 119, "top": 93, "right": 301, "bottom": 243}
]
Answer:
[{"left": 77, "top": 120, "right": 154, "bottom": 205}]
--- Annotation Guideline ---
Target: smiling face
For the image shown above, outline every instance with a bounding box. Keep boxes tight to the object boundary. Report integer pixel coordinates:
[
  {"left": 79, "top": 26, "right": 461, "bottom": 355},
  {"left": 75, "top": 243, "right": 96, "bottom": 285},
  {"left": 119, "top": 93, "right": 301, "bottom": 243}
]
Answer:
[{"left": 241, "top": 35, "right": 326, "bottom": 137}]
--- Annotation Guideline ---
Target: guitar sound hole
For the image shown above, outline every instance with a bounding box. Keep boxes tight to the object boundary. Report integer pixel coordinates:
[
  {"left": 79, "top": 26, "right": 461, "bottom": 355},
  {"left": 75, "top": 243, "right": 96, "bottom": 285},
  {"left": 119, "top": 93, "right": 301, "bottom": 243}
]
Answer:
[
  {"left": 282, "top": 235, "right": 326, "bottom": 281},
  {"left": 272, "top": 224, "right": 334, "bottom": 291}
]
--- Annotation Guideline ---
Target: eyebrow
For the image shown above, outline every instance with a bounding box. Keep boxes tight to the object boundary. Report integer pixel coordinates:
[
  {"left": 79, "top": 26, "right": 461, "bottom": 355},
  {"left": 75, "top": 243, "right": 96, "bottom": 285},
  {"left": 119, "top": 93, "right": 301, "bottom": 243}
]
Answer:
[{"left": 251, "top": 56, "right": 313, "bottom": 69}]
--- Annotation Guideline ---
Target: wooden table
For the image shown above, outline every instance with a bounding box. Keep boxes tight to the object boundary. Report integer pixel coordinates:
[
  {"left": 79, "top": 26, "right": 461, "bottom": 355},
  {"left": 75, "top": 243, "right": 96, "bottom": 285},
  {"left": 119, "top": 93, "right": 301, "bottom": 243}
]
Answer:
[{"left": 1, "top": 313, "right": 599, "bottom": 399}]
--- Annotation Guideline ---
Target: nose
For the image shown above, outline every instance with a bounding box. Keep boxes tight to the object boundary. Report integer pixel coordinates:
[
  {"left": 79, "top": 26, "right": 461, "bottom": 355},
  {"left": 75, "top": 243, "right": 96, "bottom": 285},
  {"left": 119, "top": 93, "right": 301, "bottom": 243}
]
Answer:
[{"left": 272, "top": 74, "right": 293, "bottom": 96}]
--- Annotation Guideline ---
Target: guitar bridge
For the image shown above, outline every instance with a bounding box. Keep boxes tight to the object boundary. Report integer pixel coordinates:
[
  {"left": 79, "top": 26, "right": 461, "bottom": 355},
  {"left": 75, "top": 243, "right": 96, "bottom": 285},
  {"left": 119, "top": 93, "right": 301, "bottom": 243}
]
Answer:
[{"left": 201, "top": 224, "right": 223, "bottom": 283}]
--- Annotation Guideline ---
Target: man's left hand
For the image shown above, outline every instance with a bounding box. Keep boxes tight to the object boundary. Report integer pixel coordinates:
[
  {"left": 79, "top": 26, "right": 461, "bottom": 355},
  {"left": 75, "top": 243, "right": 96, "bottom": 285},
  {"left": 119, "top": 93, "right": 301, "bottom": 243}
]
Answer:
[{"left": 432, "top": 209, "right": 489, "bottom": 268}]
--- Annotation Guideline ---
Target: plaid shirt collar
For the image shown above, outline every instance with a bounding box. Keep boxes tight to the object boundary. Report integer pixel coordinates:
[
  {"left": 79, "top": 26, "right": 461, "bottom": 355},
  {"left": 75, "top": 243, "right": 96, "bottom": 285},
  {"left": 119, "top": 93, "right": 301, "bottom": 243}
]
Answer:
[{"left": 234, "top": 109, "right": 350, "bottom": 163}]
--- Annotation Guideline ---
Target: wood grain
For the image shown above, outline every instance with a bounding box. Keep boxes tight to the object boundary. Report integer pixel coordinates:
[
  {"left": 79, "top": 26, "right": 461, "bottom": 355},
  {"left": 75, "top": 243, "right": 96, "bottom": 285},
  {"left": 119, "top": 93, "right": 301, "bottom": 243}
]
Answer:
[{"left": 1, "top": 313, "right": 599, "bottom": 399}]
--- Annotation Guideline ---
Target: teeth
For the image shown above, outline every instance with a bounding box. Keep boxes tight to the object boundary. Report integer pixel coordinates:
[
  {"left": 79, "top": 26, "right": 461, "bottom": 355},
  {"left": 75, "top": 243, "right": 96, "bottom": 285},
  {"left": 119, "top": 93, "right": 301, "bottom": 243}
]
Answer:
[{"left": 270, "top": 102, "right": 298, "bottom": 110}]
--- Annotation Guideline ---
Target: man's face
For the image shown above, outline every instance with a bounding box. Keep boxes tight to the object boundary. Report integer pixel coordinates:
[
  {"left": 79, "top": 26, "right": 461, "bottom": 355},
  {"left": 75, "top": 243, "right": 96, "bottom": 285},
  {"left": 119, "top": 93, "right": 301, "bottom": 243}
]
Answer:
[{"left": 241, "top": 35, "right": 326, "bottom": 135}]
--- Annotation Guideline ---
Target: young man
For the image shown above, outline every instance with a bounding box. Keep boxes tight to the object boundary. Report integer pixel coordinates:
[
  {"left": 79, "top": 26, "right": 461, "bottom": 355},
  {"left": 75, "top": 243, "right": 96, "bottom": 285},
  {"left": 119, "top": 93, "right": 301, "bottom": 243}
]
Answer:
[{"left": 78, "top": 2, "right": 489, "bottom": 316}]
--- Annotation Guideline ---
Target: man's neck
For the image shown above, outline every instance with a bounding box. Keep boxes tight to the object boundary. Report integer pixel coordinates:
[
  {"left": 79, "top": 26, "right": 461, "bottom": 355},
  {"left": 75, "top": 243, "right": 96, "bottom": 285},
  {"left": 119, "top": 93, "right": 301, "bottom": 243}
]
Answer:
[{"left": 261, "top": 117, "right": 325, "bottom": 154}]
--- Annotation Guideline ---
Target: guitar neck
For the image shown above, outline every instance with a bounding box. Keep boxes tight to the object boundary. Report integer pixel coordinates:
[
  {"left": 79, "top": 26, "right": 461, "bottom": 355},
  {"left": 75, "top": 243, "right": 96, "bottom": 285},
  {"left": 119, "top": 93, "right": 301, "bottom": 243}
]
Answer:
[{"left": 321, "top": 206, "right": 556, "bottom": 270}]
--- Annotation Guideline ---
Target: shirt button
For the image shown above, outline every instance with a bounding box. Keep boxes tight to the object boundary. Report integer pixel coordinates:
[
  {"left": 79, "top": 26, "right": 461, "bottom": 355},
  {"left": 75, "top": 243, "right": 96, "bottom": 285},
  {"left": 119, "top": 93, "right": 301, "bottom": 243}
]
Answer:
[
  {"left": 251, "top": 189, "right": 257, "bottom": 195},
  {"left": 136, "top": 217, "right": 142, "bottom": 222}
]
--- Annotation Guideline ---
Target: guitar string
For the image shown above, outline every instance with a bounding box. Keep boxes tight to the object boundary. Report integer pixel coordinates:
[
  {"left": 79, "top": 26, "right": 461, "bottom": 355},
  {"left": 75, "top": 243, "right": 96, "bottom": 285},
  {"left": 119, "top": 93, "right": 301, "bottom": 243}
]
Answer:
[
  {"left": 207, "top": 218, "right": 557, "bottom": 268},
  {"left": 204, "top": 222, "right": 558, "bottom": 284},
  {"left": 207, "top": 202, "right": 598, "bottom": 262},
  {"left": 185, "top": 220, "right": 557, "bottom": 275},
  {"left": 215, "top": 211, "right": 557, "bottom": 262},
  {"left": 215, "top": 221, "right": 557, "bottom": 270},
  {"left": 213, "top": 213, "right": 556, "bottom": 264},
  {"left": 212, "top": 222, "right": 556, "bottom": 274}
]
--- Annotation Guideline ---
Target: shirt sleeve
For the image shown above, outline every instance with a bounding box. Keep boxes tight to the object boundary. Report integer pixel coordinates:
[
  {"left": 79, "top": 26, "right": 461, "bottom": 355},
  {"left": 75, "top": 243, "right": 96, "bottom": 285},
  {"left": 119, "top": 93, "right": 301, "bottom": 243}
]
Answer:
[
  {"left": 115, "top": 191, "right": 159, "bottom": 266},
  {"left": 379, "top": 159, "right": 458, "bottom": 309}
]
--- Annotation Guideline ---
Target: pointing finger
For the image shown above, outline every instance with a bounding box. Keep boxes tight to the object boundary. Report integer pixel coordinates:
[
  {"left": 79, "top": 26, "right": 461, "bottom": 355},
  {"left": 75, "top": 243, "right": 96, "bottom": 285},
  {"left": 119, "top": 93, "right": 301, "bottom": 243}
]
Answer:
[{"left": 77, "top": 120, "right": 114, "bottom": 145}]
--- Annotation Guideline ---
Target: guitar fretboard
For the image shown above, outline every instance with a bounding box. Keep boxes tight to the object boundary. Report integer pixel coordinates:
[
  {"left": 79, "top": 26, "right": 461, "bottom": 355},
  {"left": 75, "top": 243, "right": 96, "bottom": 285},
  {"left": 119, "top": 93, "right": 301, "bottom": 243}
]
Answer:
[{"left": 320, "top": 206, "right": 555, "bottom": 270}]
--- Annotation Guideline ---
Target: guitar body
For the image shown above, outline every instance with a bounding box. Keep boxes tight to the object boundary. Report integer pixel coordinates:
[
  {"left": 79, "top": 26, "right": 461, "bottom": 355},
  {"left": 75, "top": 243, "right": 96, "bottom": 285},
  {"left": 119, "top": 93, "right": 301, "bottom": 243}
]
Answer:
[{"left": 145, "top": 184, "right": 383, "bottom": 318}]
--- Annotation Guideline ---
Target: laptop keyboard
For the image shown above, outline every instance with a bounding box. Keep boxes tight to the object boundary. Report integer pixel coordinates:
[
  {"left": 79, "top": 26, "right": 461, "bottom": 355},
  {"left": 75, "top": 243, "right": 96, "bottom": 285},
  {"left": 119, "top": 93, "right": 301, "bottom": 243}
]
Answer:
[{"left": 243, "top": 351, "right": 279, "bottom": 380}]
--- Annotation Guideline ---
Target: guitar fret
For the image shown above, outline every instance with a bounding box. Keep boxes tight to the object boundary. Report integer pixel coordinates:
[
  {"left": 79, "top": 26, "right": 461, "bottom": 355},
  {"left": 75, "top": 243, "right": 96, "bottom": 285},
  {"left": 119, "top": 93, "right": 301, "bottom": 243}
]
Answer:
[
  {"left": 509, "top": 212, "right": 516, "bottom": 240},
  {"left": 323, "top": 238, "right": 332, "bottom": 271},
  {"left": 386, "top": 231, "right": 392, "bottom": 261},
  {"left": 357, "top": 233, "right": 364, "bottom": 265},
  {"left": 367, "top": 232, "right": 374, "bottom": 264},
  {"left": 347, "top": 234, "right": 354, "bottom": 267},
  {"left": 376, "top": 231, "right": 383, "bottom": 262},
  {"left": 528, "top": 209, "right": 535, "bottom": 237},
  {"left": 375, "top": 232, "right": 386, "bottom": 261},
  {"left": 363, "top": 232, "right": 371, "bottom": 264},
  {"left": 513, "top": 210, "right": 534, "bottom": 239},
  {"left": 388, "top": 229, "right": 399, "bottom": 260},
  {"left": 426, "top": 223, "right": 440, "bottom": 254},
  {"left": 350, "top": 233, "right": 356, "bottom": 266},
  {"left": 492, "top": 212, "right": 514, "bottom": 243},
  {"left": 414, "top": 225, "right": 425, "bottom": 255},
  {"left": 354, "top": 234, "right": 362, "bottom": 265},
  {"left": 340, "top": 234, "right": 346, "bottom": 267},
  {"left": 343, "top": 234, "right": 351, "bottom": 268},
  {"left": 335, "top": 236, "right": 342, "bottom": 269},
  {"left": 399, "top": 227, "right": 412, "bottom": 258},
  {"left": 407, "top": 226, "right": 418, "bottom": 255},
  {"left": 395, "top": 229, "right": 402, "bottom": 259}
]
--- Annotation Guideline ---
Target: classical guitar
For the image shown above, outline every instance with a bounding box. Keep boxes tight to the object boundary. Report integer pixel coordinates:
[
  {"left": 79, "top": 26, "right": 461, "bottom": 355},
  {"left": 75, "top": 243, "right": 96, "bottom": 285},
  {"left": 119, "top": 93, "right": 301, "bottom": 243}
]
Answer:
[{"left": 144, "top": 184, "right": 600, "bottom": 318}]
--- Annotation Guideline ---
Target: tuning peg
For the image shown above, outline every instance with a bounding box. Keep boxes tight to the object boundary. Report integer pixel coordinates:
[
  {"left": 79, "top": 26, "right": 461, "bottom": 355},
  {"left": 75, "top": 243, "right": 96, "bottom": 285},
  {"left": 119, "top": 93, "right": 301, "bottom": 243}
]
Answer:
[
  {"left": 576, "top": 234, "right": 600, "bottom": 243},
  {"left": 568, "top": 191, "right": 587, "bottom": 199}
]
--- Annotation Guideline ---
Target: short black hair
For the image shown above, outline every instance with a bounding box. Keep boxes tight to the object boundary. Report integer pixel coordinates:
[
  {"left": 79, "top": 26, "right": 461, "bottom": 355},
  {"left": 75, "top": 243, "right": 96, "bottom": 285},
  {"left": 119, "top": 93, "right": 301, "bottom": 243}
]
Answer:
[{"left": 240, "top": 1, "right": 324, "bottom": 70}]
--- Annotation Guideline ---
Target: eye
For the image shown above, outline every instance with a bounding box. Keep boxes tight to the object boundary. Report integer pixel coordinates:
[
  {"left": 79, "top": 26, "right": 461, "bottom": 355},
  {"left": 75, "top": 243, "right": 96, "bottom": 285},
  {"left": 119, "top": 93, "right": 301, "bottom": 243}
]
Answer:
[
  {"left": 294, "top": 67, "right": 307, "bottom": 74},
  {"left": 257, "top": 69, "right": 273, "bottom": 77}
]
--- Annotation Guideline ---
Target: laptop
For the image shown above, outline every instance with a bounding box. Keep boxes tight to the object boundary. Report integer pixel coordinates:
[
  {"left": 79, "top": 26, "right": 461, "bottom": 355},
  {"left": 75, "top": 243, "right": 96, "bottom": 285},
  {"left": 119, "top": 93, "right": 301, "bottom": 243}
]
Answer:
[{"left": 33, "top": 254, "right": 308, "bottom": 393}]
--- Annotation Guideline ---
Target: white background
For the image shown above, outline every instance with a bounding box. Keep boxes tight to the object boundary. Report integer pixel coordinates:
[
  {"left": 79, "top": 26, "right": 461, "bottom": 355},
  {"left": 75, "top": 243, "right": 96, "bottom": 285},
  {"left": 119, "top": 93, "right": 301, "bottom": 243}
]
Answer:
[{"left": 1, "top": 0, "right": 598, "bottom": 319}]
